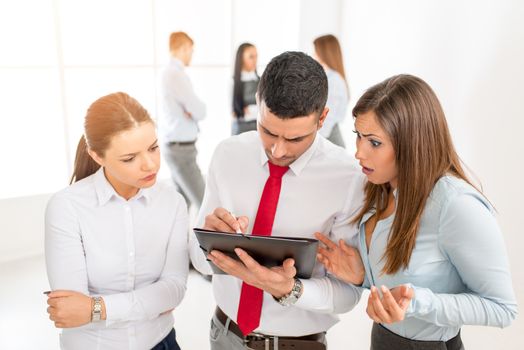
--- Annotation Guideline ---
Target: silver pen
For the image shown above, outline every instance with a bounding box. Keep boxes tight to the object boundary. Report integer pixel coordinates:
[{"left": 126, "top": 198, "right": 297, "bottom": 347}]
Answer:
[{"left": 230, "top": 212, "right": 244, "bottom": 234}]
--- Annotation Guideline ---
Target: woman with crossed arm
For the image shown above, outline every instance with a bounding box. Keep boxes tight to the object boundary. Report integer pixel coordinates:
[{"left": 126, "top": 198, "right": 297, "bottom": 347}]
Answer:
[{"left": 45, "top": 92, "right": 188, "bottom": 350}]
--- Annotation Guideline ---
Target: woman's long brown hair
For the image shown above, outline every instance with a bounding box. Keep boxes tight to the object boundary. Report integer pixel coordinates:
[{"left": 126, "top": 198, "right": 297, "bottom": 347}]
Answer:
[
  {"left": 70, "top": 92, "right": 152, "bottom": 184},
  {"left": 313, "top": 34, "right": 348, "bottom": 91},
  {"left": 351, "top": 74, "right": 482, "bottom": 274}
]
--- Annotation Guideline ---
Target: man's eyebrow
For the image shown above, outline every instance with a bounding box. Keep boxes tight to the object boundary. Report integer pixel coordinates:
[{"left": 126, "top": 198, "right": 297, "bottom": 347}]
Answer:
[
  {"left": 258, "top": 123, "right": 277, "bottom": 136},
  {"left": 260, "top": 123, "right": 313, "bottom": 141},
  {"left": 284, "top": 130, "right": 315, "bottom": 141}
]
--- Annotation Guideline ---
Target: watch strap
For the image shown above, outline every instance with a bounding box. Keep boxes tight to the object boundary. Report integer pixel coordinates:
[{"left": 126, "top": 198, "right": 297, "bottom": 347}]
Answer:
[
  {"left": 276, "top": 278, "right": 303, "bottom": 306},
  {"left": 91, "top": 296, "right": 102, "bottom": 322}
]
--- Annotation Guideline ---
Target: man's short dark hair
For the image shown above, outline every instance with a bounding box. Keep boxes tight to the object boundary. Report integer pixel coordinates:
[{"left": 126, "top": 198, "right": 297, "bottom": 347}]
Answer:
[{"left": 257, "top": 51, "right": 328, "bottom": 119}]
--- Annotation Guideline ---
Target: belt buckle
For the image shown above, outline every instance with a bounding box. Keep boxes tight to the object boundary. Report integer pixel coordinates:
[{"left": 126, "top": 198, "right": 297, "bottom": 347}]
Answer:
[{"left": 244, "top": 333, "right": 272, "bottom": 350}]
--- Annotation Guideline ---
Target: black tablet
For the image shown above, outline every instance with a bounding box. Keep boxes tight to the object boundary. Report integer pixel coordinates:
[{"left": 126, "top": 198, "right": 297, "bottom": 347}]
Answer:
[{"left": 194, "top": 228, "right": 319, "bottom": 279}]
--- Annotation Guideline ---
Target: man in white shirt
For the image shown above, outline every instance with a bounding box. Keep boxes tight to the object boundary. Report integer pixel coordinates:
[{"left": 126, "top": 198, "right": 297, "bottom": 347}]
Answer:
[
  {"left": 159, "top": 32, "right": 206, "bottom": 209},
  {"left": 189, "top": 51, "right": 365, "bottom": 350}
]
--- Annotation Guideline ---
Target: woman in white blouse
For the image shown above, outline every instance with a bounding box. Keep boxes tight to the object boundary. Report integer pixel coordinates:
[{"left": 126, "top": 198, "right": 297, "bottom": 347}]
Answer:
[
  {"left": 314, "top": 34, "right": 349, "bottom": 148},
  {"left": 45, "top": 92, "right": 188, "bottom": 350}
]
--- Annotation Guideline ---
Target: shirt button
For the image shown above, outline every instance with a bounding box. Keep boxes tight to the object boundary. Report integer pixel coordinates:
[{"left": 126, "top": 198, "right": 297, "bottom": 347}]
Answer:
[{"left": 129, "top": 251, "right": 134, "bottom": 257}]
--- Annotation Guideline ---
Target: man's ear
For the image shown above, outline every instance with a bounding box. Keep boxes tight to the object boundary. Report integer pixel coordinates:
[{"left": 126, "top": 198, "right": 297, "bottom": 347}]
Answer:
[
  {"left": 87, "top": 148, "right": 104, "bottom": 167},
  {"left": 318, "top": 107, "right": 329, "bottom": 129}
]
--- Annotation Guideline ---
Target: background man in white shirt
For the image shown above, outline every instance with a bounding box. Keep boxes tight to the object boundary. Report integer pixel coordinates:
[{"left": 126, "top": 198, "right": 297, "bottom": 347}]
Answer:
[
  {"left": 159, "top": 32, "right": 206, "bottom": 209},
  {"left": 190, "top": 51, "right": 365, "bottom": 350}
]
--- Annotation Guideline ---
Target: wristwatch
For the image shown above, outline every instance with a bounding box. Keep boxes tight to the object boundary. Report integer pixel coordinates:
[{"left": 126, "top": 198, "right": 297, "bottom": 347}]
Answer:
[
  {"left": 91, "top": 296, "right": 103, "bottom": 322},
  {"left": 275, "top": 278, "right": 303, "bottom": 306}
]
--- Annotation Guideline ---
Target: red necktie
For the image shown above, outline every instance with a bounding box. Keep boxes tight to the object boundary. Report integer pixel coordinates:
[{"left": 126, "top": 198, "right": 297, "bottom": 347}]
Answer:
[{"left": 236, "top": 162, "right": 289, "bottom": 335}]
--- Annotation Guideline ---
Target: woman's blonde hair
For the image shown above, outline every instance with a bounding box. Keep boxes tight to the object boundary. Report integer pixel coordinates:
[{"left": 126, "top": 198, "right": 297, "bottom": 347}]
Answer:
[{"left": 70, "top": 92, "right": 152, "bottom": 184}]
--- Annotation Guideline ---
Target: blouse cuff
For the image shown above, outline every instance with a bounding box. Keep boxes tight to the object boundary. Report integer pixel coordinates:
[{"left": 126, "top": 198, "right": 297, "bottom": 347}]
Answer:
[{"left": 406, "top": 284, "right": 435, "bottom": 317}]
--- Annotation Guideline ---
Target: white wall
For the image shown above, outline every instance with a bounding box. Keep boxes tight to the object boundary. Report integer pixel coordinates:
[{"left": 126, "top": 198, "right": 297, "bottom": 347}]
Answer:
[
  {"left": 0, "top": 194, "right": 51, "bottom": 263},
  {"left": 298, "top": 0, "right": 343, "bottom": 54}
]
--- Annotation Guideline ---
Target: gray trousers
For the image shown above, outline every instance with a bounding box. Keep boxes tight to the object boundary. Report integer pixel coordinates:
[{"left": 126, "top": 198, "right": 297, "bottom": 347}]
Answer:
[
  {"left": 371, "top": 323, "right": 464, "bottom": 350},
  {"left": 162, "top": 142, "right": 205, "bottom": 209},
  {"left": 209, "top": 313, "right": 328, "bottom": 350},
  {"left": 327, "top": 124, "right": 346, "bottom": 148},
  {"left": 210, "top": 313, "right": 246, "bottom": 350}
]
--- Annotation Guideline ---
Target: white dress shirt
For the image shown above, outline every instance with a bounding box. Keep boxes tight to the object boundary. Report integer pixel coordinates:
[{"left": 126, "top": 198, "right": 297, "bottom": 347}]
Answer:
[
  {"left": 159, "top": 57, "right": 206, "bottom": 142},
  {"left": 189, "top": 131, "right": 365, "bottom": 336},
  {"left": 320, "top": 68, "right": 349, "bottom": 137},
  {"left": 45, "top": 168, "right": 189, "bottom": 350}
]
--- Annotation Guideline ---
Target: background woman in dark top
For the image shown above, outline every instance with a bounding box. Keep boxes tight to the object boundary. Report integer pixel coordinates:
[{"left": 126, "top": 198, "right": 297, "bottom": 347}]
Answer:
[{"left": 231, "top": 42, "right": 259, "bottom": 135}]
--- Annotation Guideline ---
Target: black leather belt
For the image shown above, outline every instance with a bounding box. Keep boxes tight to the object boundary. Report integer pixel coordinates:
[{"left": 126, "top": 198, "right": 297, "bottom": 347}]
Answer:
[
  {"left": 167, "top": 141, "right": 195, "bottom": 146},
  {"left": 215, "top": 307, "right": 326, "bottom": 350}
]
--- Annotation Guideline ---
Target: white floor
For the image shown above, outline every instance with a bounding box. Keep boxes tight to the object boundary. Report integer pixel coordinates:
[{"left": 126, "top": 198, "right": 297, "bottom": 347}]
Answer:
[{"left": 0, "top": 255, "right": 522, "bottom": 349}]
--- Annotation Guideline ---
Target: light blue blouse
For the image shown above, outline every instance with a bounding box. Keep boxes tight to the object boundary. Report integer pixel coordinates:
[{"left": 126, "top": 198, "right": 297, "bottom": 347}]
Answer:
[
  {"left": 319, "top": 68, "right": 348, "bottom": 138},
  {"left": 358, "top": 176, "right": 517, "bottom": 341}
]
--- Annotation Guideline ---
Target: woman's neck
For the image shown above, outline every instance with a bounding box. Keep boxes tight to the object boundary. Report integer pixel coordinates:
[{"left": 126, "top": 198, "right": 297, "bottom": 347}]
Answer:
[{"left": 103, "top": 169, "right": 139, "bottom": 201}]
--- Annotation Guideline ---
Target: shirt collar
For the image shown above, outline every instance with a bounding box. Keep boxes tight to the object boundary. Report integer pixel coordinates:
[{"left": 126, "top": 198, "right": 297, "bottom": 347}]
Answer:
[
  {"left": 94, "top": 167, "right": 151, "bottom": 206},
  {"left": 361, "top": 210, "right": 376, "bottom": 226},
  {"left": 258, "top": 132, "right": 320, "bottom": 177},
  {"left": 359, "top": 188, "right": 398, "bottom": 226}
]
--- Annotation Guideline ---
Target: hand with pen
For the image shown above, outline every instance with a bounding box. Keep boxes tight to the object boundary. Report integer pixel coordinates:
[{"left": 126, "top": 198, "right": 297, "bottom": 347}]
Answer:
[
  {"left": 203, "top": 207, "right": 249, "bottom": 234},
  {"left": 203, "top": 207, "right": 297, "bottom": 298}
]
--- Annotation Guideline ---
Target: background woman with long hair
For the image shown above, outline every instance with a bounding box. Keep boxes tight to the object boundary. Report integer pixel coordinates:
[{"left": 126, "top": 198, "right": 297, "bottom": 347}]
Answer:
[
  {"left": 313, "top": 34, "right": 349, "bottom": 148},
  {"left": 231, "top": 42, "right": 259, "bottom": 135},
  {"left": 45, "top": 92, "right": 188, "bottom": 350},
  {"left": 316, "top": 75, "right": 517, "bottom": 349}
]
